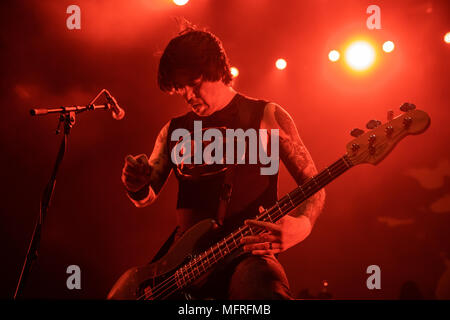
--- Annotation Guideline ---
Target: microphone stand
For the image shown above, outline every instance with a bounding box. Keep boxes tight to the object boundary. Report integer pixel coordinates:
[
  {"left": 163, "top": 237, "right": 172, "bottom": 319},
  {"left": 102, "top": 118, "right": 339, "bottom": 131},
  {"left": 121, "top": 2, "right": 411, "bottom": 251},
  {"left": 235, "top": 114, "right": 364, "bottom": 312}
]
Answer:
[{"left": 14, "top": 91, "right": 112, "bottom": 299}]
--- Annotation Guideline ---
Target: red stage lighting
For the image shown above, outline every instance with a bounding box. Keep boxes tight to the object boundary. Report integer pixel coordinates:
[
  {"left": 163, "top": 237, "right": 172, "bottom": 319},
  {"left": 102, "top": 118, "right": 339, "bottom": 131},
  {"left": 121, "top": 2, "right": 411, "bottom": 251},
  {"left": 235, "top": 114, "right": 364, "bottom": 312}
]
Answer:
[
  {"left": 275, "top": 58, "right": 287, "bottom": 70},
  {"left": 328, "top": 50, "right": 340, "bottom": 62},
  {"left": 173, "top": 0, "right": 189, "bottom": 6},
  {"left": 230, "top": 67, "right": 239, "bottom": 78},
  {"left": 445, "top": 32, "right": 450, "bottom": 44},
  {"left": 383, "top": 41, "right": 395, "bottom": 53},
  {"left": 344, "top": 40, "right": 376, "bottom": 72}
]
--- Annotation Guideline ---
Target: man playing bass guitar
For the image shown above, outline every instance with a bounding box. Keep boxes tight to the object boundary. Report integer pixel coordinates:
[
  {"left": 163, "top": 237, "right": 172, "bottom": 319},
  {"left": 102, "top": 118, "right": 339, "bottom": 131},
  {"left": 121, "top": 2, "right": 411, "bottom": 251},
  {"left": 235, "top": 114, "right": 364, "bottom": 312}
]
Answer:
[{"left": 121, "top": 25, "right": 325, "bottom": 300}]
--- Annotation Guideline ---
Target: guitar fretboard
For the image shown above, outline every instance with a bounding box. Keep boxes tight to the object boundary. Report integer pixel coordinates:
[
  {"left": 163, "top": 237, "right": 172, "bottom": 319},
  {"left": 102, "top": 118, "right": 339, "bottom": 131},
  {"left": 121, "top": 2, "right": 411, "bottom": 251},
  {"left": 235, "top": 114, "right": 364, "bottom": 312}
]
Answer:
[{"left": 173, "top": 155, "right": 353, "bottom": 289}]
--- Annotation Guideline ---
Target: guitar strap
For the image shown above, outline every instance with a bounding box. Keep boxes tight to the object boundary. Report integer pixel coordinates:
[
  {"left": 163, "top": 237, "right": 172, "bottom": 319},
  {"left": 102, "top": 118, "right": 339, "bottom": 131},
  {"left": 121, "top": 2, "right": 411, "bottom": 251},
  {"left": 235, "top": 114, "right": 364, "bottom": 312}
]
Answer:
[
  {"left": 215, "top": 97, "right": 264, "bottom": 226},
  {"left": 216, "top": 164, "right": 236, "bottom": 226},
  {"left": 149, "top": 226, "right": 179, "bottom": 263}
]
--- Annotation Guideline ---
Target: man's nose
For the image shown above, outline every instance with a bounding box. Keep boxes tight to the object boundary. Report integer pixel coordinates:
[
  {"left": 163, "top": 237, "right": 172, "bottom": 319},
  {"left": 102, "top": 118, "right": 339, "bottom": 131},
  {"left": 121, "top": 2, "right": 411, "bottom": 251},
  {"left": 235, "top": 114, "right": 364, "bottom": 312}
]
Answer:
[{"left": 183, "top": 87, "right": 196, "bottom": 102}]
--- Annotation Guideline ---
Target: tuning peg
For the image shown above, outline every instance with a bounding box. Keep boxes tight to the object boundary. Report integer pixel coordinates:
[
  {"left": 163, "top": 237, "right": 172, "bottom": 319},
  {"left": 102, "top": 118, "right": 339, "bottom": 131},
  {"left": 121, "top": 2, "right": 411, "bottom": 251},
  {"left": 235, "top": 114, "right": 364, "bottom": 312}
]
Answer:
[
  {"left": 403, "top": 116, "right": 412, "bottom": 128},
  {"left": 366, "top": 120, "right": 382, "bottom": 129},
  {"left": 387, "top": 110, "right": 394, "bottom": 121},
  {"left": 350, "top": 128, "right": 365, "bottom": 137},
  {"left": 400, "top": 102, "right": 416, "bottom": 112}
]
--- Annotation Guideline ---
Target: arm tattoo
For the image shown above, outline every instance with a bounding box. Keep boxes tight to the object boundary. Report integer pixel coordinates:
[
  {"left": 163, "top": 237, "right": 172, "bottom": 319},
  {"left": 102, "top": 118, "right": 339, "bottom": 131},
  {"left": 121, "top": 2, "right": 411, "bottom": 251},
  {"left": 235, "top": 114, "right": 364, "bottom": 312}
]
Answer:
[
  {"left": 148, "top": 122, "right": 172, "bottom": 195},
  {"left": 273, "top": 105, "right": 325, "bottom": 226}
]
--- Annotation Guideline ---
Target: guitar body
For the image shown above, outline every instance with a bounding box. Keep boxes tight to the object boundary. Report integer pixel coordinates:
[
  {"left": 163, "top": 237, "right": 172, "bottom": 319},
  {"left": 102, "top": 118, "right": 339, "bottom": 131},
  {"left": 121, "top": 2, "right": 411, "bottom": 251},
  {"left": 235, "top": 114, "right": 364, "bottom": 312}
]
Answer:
[{"left": 107, "top": 219, "right": 218, "bottom": 300}]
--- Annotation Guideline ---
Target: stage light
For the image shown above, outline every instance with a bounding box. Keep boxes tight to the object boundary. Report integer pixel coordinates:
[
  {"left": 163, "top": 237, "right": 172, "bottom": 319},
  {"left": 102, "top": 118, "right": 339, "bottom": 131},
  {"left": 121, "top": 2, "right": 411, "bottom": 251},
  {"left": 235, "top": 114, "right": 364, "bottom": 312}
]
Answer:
[
  {"left": 230, "top": 67, "right": 239, "bottom": 78},
  {"left": 328, "top": 50, "right": 340, "bottom": 62},
  {"left": 383, "top": 41, "right": 395, "bottom": 53},
  {"left": 275, "top": 58, "right": 287, "bottom": 70},
  {"left": 445, "top": 32, "right": 450, "bottom": 44},
  {"left": 173, "top": 0, "right": 189, "bottom": 6},
  {"left": 345, "top": 41, "right": 376, "bottom": 71}
]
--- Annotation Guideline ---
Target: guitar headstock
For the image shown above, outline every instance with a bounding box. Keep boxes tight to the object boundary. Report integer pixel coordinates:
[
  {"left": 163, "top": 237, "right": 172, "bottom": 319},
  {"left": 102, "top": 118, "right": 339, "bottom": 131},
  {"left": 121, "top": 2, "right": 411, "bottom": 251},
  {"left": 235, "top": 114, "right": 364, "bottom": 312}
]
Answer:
[{"left": 346, "top": 108, "right": 430, "bottom": 166}]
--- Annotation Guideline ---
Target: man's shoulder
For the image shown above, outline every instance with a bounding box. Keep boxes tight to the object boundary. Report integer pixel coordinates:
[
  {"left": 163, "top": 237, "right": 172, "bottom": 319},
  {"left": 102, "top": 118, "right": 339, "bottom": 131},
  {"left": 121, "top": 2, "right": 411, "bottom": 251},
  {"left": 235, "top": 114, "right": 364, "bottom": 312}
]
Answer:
[
  {"left": 167, "top": 110, "right": 196, "bottom": 129},
  {"left": 233, "top": 93, "right": 273, "bottom": 116},
  {"left": 236, "top": 92, "right": 270, "bottom": 105}
]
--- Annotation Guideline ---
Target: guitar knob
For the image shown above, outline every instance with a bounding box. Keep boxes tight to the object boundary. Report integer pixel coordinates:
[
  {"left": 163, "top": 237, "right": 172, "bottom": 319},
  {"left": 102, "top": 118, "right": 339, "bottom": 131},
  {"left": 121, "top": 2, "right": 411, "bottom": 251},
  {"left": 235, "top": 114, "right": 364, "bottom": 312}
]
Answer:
[
  {"left": 400, "top": 102, "right": 416, "bottom": 112},
  {"left": 350, "top": 128, "right": 365, "bottom": 137},
  {"left": 387, "top": 110, "right": 394, "bottom": 121},
  {"left": 366, "top": 120, "right": 381, "bottom": 129}
]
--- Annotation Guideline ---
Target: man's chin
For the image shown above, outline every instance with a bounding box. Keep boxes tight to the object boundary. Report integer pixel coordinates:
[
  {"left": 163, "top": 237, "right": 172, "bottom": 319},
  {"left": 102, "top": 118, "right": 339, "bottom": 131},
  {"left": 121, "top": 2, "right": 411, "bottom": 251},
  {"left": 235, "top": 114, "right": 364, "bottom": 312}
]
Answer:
[{"left": 192, "top": 105, "right": 210, "bottom": 116}]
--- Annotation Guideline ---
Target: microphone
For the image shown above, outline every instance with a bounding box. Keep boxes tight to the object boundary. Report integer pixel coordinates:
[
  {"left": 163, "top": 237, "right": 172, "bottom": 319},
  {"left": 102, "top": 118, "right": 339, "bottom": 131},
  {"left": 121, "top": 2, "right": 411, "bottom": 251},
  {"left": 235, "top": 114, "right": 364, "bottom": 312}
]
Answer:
[{"left": 104, "top": 90, "right": 125, "bottom": 120}]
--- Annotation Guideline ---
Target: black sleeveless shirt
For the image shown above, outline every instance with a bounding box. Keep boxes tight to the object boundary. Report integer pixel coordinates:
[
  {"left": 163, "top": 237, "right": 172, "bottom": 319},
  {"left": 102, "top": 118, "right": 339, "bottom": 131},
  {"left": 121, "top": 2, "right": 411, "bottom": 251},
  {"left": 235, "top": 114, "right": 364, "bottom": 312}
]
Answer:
[{"left": 167, "top": 93, "right": 279, "bottom": 234}]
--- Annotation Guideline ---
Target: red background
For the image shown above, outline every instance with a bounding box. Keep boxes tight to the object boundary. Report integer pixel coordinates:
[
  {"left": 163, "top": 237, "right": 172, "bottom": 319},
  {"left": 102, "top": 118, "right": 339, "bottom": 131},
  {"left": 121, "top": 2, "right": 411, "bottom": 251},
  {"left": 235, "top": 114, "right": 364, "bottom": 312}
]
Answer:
[{"left": 1, "top": 0, "right": 449, "bottom": 299}]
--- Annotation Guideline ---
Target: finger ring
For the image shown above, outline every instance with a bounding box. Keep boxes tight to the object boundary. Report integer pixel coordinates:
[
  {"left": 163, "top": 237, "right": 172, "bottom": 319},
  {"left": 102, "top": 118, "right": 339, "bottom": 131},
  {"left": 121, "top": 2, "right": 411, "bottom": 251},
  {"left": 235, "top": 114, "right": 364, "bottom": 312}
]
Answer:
[{"left": 269, "top": 242, "right": 273, "bottom": 250}]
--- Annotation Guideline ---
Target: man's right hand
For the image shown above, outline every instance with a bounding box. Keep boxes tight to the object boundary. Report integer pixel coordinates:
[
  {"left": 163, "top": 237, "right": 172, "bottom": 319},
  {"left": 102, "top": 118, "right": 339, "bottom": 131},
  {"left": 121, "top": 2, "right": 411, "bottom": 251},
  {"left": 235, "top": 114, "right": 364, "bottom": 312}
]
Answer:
[{"left": 121, "top": 154, "right": 152, "bottom": 192}]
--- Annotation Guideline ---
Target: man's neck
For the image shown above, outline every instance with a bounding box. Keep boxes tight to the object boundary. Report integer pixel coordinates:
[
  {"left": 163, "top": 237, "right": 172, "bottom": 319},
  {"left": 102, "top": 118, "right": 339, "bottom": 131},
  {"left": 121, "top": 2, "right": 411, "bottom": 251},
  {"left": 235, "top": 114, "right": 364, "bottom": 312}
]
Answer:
[
  {"left": 203, "top": 81, "right": 237, "bottom": 114},
  {"left": 215, "top": 85, "right": 237, "bottom": 111}
]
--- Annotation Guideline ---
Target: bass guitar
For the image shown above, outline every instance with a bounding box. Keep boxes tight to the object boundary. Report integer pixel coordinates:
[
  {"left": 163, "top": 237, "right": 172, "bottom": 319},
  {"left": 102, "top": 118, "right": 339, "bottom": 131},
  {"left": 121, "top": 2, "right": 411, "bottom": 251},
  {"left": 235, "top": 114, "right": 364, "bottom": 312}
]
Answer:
[{"left": 108, "top": 105, "right": 430, "bottom": 300}]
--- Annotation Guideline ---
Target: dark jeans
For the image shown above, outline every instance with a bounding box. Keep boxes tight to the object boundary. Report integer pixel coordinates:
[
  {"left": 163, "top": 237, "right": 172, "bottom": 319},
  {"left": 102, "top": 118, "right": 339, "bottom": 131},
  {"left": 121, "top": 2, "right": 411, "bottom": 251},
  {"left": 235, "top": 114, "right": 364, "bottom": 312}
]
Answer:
[{"left": 190, "top": 252, "right": 293, "bottom": 300}]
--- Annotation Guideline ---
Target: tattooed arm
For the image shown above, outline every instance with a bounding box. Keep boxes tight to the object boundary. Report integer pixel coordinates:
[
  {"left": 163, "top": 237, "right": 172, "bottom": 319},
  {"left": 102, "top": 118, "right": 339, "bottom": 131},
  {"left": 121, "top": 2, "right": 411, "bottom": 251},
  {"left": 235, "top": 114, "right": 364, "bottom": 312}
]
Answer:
[
  {"left": 242, "top": 103, "right": 325, "bottom": 254},
  {"left": 121, "top": 121, "right": 172, "bottom": 208},
  {"left": 270, "top": 103, "right": 325, "bottom": 226}
]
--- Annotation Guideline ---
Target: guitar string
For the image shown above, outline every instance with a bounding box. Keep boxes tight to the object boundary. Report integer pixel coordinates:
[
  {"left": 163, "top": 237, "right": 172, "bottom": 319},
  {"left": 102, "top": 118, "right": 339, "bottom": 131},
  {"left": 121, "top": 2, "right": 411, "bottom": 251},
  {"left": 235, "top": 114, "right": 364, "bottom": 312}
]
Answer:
[
  {"left": 145, "top": 144, "right": 392, "bottom": 299},
  {"left": 143, "top": 124, "right": 403, "bottom": 298},
  {"left": 144, "top": 168, "right": 351, "bottom": 300},
  {"left": 142, "top": 135, "right": 403, "bottom": 299},
  {"left": 137, "top": 157, "right": 352, "bottom": 300},
  {"left": 138, "top": 157, "right": 351, "bottom": 300}
]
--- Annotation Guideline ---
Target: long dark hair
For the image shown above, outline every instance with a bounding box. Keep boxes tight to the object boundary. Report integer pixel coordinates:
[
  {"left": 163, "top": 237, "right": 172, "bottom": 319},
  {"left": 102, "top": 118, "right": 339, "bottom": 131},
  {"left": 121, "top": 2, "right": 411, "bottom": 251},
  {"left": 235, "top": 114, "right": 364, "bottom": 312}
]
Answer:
[{"left": 158, "top": 23, "right": 232, "bottom": 92}]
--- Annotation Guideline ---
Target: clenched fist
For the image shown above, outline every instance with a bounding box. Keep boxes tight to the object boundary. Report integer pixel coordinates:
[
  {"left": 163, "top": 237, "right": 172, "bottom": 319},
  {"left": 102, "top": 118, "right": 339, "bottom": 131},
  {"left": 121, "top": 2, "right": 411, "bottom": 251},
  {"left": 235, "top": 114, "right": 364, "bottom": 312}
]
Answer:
[{"left": 121, "top": 154, "right": 152, "bottom": 192}]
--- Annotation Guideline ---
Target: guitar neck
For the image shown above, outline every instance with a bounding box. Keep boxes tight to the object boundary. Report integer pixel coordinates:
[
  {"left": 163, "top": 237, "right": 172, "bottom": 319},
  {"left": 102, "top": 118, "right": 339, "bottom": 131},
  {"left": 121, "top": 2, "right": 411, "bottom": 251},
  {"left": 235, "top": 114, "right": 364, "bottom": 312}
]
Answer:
[{"left": 174, "top": 155, "right": 353, "bottom": 289}]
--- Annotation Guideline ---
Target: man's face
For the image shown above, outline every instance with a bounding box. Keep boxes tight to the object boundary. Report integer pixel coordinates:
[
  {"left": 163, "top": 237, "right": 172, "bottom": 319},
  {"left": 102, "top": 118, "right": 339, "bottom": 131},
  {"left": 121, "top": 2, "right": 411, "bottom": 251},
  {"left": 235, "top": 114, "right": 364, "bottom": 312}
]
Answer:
[{"left": 176, "top": 78, "right": 216, "bottom": 117}]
